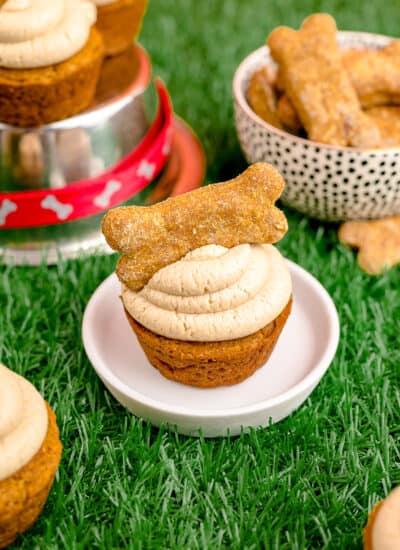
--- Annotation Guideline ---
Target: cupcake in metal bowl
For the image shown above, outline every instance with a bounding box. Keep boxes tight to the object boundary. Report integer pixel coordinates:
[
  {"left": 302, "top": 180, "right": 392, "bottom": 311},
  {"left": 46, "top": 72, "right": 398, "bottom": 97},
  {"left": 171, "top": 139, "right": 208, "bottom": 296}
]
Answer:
[
  {"left": 0, "top": 45, "right": 174, "bottom": 265},
  {"left": 0, "top": 44, "right": 151, "bottom": 193},
  {"left": 233, "top": 31, "right": 400, "bottom": 222}
]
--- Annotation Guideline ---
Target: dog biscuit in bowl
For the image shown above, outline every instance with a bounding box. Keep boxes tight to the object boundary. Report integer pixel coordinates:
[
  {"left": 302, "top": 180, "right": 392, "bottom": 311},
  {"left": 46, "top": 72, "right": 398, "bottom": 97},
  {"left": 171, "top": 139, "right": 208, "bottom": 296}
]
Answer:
[
  {"left": 267, "top": 14, "right": 381, "bottom": 148},
  {"left": 343, "top": 42, "right": 400, "bottom": 108}
]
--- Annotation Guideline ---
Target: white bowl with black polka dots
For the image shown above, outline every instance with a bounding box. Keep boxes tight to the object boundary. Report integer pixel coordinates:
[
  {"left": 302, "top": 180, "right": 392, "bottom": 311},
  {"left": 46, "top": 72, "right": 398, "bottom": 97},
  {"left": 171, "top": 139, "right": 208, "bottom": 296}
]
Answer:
[{"left": 233, "top": 31, "right": 400, "bottom": 222}]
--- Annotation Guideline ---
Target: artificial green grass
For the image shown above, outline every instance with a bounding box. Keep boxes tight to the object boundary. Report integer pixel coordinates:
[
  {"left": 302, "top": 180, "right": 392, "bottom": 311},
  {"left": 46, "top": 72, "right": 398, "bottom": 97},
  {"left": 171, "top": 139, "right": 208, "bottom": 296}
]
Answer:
[{"left": 1, "top": 0, "right": 400, "bottom": 548}]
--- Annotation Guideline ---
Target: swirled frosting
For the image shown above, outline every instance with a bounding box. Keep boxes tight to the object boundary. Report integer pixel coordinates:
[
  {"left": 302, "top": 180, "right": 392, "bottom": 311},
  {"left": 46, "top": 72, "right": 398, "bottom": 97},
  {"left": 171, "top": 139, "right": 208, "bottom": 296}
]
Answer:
[
  {"left": 0, "top": 0, "right": 97, "bottom": 69},
  {"left": 372, "top": 487, "right": 400, "bottom": 550},
  {"left": 122, "top": 244, "right": 292, "bottom": 341},
  {"left": 0, "top": 364, "right": 48, "bottom": 481}
]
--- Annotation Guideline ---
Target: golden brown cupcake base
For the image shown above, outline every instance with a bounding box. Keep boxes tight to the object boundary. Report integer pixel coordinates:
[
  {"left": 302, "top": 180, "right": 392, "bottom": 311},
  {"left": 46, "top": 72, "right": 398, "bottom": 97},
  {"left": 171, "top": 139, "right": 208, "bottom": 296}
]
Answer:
[
  {"left": 94, "top": 45, "right": 140, "bottom": 105},
  {"left": 96, "top": 0, "right": 148, "bottom": 57},
  {"left": 0, "top": 28, "right": 104, "bottom": 127},
  {"left": 363, "top": 500, "right": 384, "bottom": 550},
  {"left": 125, "top": 298, "right": 292, "bottom": 388},
  {"left": 0, "top": 403, "right": 62, "bottom": 548}
]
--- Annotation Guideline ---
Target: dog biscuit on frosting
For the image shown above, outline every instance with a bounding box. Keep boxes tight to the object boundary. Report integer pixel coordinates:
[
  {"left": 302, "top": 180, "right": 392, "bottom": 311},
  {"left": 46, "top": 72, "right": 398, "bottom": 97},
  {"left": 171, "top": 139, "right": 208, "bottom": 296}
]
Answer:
[{"left": 102, "top": 163, "right": 288, "bottom": 291}]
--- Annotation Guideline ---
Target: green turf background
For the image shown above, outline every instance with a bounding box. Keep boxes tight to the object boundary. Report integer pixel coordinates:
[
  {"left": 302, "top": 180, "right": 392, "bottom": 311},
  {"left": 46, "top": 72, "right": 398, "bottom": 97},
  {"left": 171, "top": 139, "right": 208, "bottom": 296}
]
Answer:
[{"left": 2, "top": 1, "right": 400, "bottom": 548}]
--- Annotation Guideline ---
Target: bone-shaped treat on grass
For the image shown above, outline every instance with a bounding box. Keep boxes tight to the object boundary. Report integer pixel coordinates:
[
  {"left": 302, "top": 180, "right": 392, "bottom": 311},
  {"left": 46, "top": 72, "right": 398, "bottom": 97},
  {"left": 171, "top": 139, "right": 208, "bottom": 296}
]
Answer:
[
  {"left": 339, "top": 216, "right": 400, "bottom": 275},
  {"left": 102, "top": 163, "right": 288, "bottom": 292}
]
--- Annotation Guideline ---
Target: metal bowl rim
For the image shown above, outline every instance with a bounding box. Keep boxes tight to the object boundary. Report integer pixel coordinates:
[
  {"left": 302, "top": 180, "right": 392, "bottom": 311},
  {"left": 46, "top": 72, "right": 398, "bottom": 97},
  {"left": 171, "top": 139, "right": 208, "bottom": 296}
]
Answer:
[{"left": 0, "top": 43, "right": 152, "bottom": 133}]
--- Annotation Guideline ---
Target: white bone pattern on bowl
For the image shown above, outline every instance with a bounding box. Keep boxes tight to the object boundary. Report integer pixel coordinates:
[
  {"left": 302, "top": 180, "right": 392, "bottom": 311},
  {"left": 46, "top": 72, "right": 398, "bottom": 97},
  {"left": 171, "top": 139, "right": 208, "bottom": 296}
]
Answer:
[{"left": 234, "top": 32, "right": 400, "bottom": 222}]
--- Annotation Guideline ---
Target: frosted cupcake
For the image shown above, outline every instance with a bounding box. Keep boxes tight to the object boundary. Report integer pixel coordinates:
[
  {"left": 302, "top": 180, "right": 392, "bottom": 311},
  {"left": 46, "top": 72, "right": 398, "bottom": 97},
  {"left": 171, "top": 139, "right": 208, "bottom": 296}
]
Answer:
[
  {"left": 93, "top": 0, "right": 148, "bottom": 57},
  {"left": 123, "top": 244, "right": 292, "bottom": 387},
  {"left": 102, "top": 163, "right": 292, "bottom": 388},
  {"left": 364, "top": 487, "right": 400, "bottom": 550},
  {"left": 94, "top": 44, "right": 140, "bottom": 104},
  {"left": 0, "top": 0, "right": 104, "bottom": 127},
  {"left": 0, "top": 364, "right": 62, "bottom": 547}
]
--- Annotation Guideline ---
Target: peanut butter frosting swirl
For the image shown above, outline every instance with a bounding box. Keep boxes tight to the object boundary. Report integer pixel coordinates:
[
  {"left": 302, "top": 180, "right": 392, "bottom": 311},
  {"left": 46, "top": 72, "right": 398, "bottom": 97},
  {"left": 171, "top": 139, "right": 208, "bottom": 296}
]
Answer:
[
  {"left": 371, "top": 487, "right": 400, "bottom": 550},
  {"left": 0, "top": 0, "right": 97, "bottom": 69},
  {"left": 122, "top": 244, "right": 292, "bottom": 341},
  {"left": 0, "top": 364, "right": 48, "bottom": 480}
]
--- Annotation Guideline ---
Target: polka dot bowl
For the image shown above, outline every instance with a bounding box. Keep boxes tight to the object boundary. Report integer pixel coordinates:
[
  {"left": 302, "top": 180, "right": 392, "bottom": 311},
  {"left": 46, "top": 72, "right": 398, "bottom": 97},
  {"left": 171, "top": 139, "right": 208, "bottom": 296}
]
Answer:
[{"left": 233, "top": 31, "right": 400, "bottom": 222}]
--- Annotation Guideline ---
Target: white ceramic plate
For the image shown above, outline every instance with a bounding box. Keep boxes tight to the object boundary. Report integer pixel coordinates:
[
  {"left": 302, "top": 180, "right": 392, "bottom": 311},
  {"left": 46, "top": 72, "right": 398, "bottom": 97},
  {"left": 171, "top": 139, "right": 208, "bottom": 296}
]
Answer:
[{"left": 82, "top": 261, "right": 339, "bottom": 437}]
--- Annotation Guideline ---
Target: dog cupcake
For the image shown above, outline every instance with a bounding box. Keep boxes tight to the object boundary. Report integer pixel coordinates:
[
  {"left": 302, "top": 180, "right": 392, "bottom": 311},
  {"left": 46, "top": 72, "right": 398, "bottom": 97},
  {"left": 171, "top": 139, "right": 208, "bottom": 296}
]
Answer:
[
  {"left": 0, "top": 364, "right": 62, "bottom": 548},
  {"left": 102, "top": 163, "right": 292, "bottom": 387},
  {"left": 363, "top": 487, "right": 400, "bottom": 549},
  {"left": 93, "top": 0, "right": 148, "bottom": 57},
  {"left": 94, "top": 44, "right": 140, "bottom": 104},
  {"left": 0, "top": 0, "right": 104, "bottom": 127}
]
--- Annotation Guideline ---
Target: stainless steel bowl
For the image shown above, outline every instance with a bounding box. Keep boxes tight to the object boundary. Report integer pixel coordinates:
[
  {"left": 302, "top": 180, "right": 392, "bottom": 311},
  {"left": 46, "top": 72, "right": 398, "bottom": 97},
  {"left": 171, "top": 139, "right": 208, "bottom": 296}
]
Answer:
[
  {"left": 0, "top": 44, "right": 152, "bottom": 192},
  {"left": 0, "top": 44, "right": 164, "bottom": 264}
]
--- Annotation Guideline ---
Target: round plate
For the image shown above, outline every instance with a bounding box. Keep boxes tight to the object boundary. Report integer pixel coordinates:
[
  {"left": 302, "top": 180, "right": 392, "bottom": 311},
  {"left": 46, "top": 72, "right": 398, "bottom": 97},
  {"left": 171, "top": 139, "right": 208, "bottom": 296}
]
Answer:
[
  {"left": 0, "top": 115, "right": 205, "bottom": 265},
  {"left": 82, "top": 261, "right": 340, "bottom": 437}
]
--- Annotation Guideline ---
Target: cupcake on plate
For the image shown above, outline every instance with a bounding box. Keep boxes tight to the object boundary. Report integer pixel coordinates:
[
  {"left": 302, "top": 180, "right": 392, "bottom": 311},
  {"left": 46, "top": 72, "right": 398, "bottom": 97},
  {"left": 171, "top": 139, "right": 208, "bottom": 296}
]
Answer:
[
  {"left": 0, "top": 0, "right": 104, "bottom": 127},
  {"left": 123, "top": 244, "right": 292, "bottom": 387},
  {"left": 0, "top": 364, "right": 62, "bottom": 548},
  {"left": 93, "top": 0, "right": 148, "bottom": 57},
  {"left": 102, "top": 163, "right": 292, "bottom": 388},
  {"left": 363, "top": 486, "right": 400, "bottom": 550}
]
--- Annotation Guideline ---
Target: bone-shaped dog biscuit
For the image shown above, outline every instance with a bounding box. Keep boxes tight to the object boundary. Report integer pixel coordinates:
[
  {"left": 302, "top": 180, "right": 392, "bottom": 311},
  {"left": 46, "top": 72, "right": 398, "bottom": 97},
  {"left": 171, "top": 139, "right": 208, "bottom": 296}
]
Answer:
[
  {"left": 273, "top": 44, "right": 400, "bottom": 136},
  {"left": 102, "top": 163, "right": 288, "bottom": 291},
  {"left": 342, "top": 43, "right": 400, "bottom": 108},
  {"left": 276, "top": 94, "right": 302, "bottom": 134},
  {"left": 365, "top": 106, "right": 400, "bottom": 147},
  {"left": 247, "top": 68, "right": 283, "bottom": 129},
  {"left": 339, "top": 216, "right": 400, "bottom": 275},
  {"left": 267, "top": 14, "right": 381, "bottom": 147}
]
